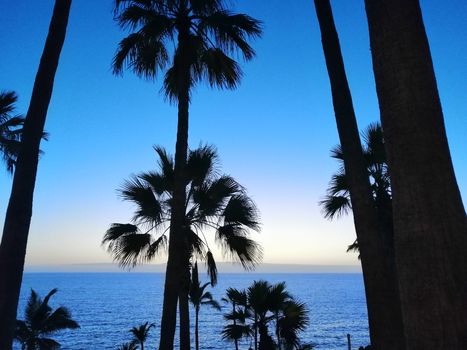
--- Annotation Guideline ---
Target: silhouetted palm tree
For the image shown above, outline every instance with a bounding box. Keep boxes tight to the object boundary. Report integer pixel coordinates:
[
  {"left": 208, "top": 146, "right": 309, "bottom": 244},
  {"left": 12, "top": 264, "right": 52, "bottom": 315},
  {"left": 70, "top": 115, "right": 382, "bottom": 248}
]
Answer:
[
  {"left": 130, "top": 322, "right": 155, "bottom": 350},
  {"left": 15, "top": 289, "right": 79, "bottom": 350},
  {"left": 320, "top": 122, "right": 393, "bottom": 254},
  {"left": 111, "top": 3, "right": 262, "bottom": 348},
  {"left": 0, "top": 2, "right": 72, "bottom": 349},
  {"left": 244, "top": 281, "right": 308, "bottom": 350},
  {"left": 365, "top": 0, "right": 467, "bottom": 347},
  {"left": 103, "top": 145, "right": 261, "bottom": 348},
  {"left": 189, "top": 262, "right": 221, "bottom": 350},
  {"left": 103, "top": 145, "right": 261, "bottom": 272},
  {"left": 313, "top": 1, "right": 404, "bottom": 348},
  {"left": 277, "top": 300, "right": 308, "bottom": 350},
  {"left": 0, "top": 91, "right": 24, "bottom": 173},
  {"left": 222, "top": 288, "right": 251, "bottom": 350},
  {"left": 0, "top": 91, "right": 49, "bottom": 175}
]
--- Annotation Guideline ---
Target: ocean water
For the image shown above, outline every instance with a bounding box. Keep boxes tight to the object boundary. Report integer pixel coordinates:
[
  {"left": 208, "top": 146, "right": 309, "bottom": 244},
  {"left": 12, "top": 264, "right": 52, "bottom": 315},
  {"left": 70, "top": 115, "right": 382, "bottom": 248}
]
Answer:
[{"left": 16, "top": 273, "right": 369, "bottom": 350}]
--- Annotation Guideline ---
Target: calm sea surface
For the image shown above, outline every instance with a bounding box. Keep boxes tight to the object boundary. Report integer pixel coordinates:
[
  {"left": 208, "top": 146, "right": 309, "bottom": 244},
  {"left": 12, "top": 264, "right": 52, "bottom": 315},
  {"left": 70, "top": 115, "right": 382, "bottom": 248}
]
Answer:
[{"left": 17, "top": 273, "right": 369, "bottom": 350}]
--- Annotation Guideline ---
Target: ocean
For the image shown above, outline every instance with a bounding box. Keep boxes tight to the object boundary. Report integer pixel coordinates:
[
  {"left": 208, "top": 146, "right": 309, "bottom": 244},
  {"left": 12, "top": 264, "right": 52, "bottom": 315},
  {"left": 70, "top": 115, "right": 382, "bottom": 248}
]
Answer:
[{"left": 16, "top": 273, "right": 370, "bottom": 350}]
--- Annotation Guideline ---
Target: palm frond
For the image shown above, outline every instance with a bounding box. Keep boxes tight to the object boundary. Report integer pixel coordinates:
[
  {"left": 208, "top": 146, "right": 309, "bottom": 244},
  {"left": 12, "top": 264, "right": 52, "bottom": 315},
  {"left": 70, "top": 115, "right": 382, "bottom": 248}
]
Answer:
[
  {"left": 198, "top": 11, "right": 262, "bottom": 60},
  {"left": 216, "top": 225, "right": 262, "bottom": 269},
  {"left": 206, "top": 250, "right": 218, "bottom": 286},
  {"left": 139, "top": 171, "right": 172, "bottom": 195},
  {"left": 319, "top": 195, "right": 351, "bottom": 220},
  {"left": 278, "top": 301, "right": 309, "bottom": 349},
  {"left": 0, "top": 91, "right": 19, "bottom": 119},
  {"left": 187, "top": 229, "right": 206, "bottom": 258},
  {"left": 202, "top": 298, "right": 221, "bottom": 311},
  {"left": 105, "top": 231, "right": 153, "bottom": 268},
  {"left": 190, "top": 0, "right": 227, "bottom": 16},
  {"left": 222, "top": 324, "right": 252, "bottom": 341},
  {"left": 42, "top": 307, "right": 80, "bottom": 334},
  {"left": 36, "top": 337, "right": 61, "bottom": 350},
  {"left": 222, "top": 194, "right": 260, "bottom": 231},
  {"left": 120, "top": 176, "right": 164, "bottom": 225},
  {"left": 113, "top": 32, "right": 169, "bottom": 79},
  {"left": 103, "top": 223, "right": 140, "bottom": 243},
  {"left": 146, "top": 234, "right": 168, "bottom": 260},
  {"left": 154, "top": 145, "right": 175, "bottom": 177},
  {"left": 186, "top": 144, "right": 218, "bottom": 187},
  {"left": 198, "top": 48, "right": 242, "bottom": 89},
  {"left": 194, "top": 175, "right": 240, "bottom": 218}
]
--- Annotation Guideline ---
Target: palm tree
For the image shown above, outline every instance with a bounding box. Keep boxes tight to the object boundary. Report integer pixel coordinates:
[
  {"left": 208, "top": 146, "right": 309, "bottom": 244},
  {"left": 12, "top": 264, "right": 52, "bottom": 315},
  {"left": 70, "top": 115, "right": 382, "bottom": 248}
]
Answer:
[
  {"left": 320, "top": 122, "right": 393, "bottom": 255},
  {"left": 230, "top": 281, "right": 309, "bottom": 350},
  {"left": 130, "top": 322, "right": 155, "bottom": 350},
  {"left": 0, "top": 91, "right": 49, "bottom": 175},
  {"left": 222, "top": 288, "right": 251, "bottom": 350},
  {"left": 0, "top": 2, "right": 72, "bottom": 349},
  {"left": 267, "top": 282, "right": 292, "bottom": 350},
  {"left": 14, "top": 289, "right": 79, "bottom": 350},
  {"left": 0, "top": 91, "right": 24, "bottom": 173},
  {"left": 364, "top": 0, "right": 467, "bottom": 347},
  {"left": 103, "top": 145, "right": 261, "bottom": 347},
  {"left": 189, "top": 262, "right": 221, "bottom": 350},
  {"left": 111, "top": 3, "right": 262, "bottom": 348},
  {"left": 277, "top": 300, "right": 308, "bottom": 350},
  {"left": 313, "top": 1, "right": 404, "bottom": 348}
]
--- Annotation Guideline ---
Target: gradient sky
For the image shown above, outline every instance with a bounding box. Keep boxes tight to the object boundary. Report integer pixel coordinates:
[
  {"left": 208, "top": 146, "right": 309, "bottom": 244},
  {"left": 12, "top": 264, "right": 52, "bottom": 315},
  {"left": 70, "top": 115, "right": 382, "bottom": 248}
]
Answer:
[{"left": 1, "top": 0, "right": 466, "bottom": 268}]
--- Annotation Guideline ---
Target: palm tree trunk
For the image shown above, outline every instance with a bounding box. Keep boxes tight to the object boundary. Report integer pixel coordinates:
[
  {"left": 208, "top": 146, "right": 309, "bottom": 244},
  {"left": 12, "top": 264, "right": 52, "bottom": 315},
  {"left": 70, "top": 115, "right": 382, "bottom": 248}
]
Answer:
[
  {"left": 233, "top": 304, "right": 238, "bottom": 350},
  {"left": 141, "top": 341, "right": 144, "bottom": 350},
  {"left": 254, "top": 313, "right": 258, "bottom": 350},
  {"left": 0, "top": 1, "right": 71, "bottom": 349},
  {"left": 313, "top": 1, "right": 405, "bottom": 349},
  {"left": 179, "top": 288, "right": 190, "bottom": 350},
  {"left": 159, "top": 24, "right": 191, "bottom": 350},
  {"left": 364, "top": 0, "right": 467, "bottom": 348},
  {"left": 195, "top": 307, "right": 199, "bottom": 350},
  {"left": 275, "top": 314, "right": 280, "bottom": 350}
]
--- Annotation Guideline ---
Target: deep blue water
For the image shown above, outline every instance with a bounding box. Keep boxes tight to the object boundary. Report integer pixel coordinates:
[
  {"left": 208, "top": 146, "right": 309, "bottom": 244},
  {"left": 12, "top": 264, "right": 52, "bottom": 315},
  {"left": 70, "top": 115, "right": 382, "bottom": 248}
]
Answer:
[{"left": 16, "top": 273, "right": 369, "bottom": 350}]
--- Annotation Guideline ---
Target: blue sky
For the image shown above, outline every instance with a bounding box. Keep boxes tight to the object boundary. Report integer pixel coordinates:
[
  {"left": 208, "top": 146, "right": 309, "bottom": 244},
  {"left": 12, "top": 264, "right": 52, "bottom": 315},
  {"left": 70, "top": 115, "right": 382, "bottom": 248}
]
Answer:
[{"left": 0, "top": 0, "right": 466, "bottom": 269}]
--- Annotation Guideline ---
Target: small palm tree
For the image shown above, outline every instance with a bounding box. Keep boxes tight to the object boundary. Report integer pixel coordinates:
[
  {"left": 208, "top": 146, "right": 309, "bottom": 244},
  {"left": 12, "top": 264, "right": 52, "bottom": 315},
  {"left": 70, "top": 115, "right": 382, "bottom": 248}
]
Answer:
[
  {"left": 231, "top": 281, "right": 310, "bottom": 350},
  {"left": 222, "top": 287, "right": 251, "bottom": 350},
  {"left": 0, "top": 91, "right": 24, "bottom": 173},
  {"left": 130, "top": 322, "right": 155, "bottom": 350},
  {"left": 320, "top": 122, "right": 392, "bottom": 254},
  {"left": 15, "top": 288, "right": 79, "bottom": 350},
  {"left": 189, "top": 262, "right": 221, "bottom": 350}
]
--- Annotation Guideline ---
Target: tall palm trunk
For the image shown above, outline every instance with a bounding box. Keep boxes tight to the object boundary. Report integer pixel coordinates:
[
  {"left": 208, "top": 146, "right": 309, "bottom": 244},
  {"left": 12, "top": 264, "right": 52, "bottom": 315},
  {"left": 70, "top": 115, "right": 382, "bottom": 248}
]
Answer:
[
  {"left": 0, "top": 1, "right": 71, "bottom": 349},
  {"left": 313, "top": 1, "right": 405, "bottom": 348},
  {"left": 159, "top": 20, "right": 191, "bottom": 350},
  {"left": 364, "top": 0, "right": 467, "bottom": 348}
]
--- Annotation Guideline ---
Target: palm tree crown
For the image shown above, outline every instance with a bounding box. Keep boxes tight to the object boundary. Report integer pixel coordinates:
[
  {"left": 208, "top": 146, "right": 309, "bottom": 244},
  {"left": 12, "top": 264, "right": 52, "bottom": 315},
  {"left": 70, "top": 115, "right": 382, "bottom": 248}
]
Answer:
[
  {"left": 0, "top": 91, "right": 24, "bottom": 173},
  {"left": 222, "top": 281, "right": 310, "bottom": 350},
  {"left": 103, "top": 145, "right": 262, "bottom": 283},
  {"left": 130, "top": 322, "right": 155, "bottom": 350},
  {"left": 112, "top": 0, "right": 262, "bottom": 100},
  {"left": 15, "top": 289, "right": 79, "bottom": 350},
  {"left": 320, "top": 122, "right": 391, "bottom": 253}
]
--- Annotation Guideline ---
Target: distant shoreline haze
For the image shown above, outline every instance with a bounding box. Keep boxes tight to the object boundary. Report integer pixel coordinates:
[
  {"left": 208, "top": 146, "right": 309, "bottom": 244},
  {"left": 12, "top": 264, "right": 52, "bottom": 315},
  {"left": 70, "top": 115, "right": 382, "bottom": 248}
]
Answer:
[{"left": 24, "top": 262, "right": 362, "bottom": 273}]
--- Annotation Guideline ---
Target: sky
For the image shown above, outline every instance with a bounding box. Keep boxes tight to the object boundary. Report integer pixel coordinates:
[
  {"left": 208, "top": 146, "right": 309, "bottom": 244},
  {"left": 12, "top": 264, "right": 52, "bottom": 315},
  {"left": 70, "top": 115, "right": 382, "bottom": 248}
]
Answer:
[{"left": 0, "top": 0, "right": 466, "bottom": 270}]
